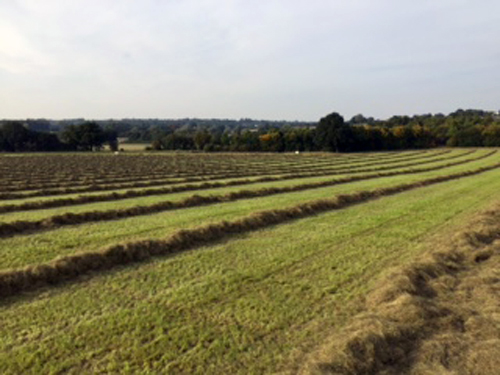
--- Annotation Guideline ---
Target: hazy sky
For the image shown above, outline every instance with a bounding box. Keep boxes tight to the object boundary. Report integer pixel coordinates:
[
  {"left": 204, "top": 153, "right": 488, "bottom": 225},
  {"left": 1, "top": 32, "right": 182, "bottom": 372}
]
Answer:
[{"left": 1, "top": 0, "right": 500, "bottom": 121}]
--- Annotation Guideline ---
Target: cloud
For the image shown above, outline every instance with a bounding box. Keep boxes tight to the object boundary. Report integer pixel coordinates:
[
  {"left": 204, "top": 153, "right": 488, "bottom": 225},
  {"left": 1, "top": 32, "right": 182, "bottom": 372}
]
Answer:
[{"left": 1, "top": 0, "right": 500, "bottom": 119}]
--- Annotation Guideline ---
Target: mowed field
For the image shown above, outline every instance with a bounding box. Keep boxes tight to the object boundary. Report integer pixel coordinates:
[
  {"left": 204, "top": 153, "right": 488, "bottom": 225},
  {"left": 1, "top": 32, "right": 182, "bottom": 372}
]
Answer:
[{"left": 1, "top": 149, "right": 500, "bottom": 374}]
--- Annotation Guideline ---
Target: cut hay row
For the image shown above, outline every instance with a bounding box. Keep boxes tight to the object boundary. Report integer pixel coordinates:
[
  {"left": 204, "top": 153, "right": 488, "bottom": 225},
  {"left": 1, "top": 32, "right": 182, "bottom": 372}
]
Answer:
[
  {"left": 0, "top": 152, "right": 399, "bottom": 184},
  {"left": 0, "top": 151, "right": 414, "bottom": 185},
  {"left": 0, "top": 150, "right": 440, "bottom": 193},
  {"left": 0, "top": 150, "right": 465, "bottom": 200},
  {"left": 0, "top": 149, "right": 493, "bottom": 216},
  {"left": 0, "top": 151, "right": 493, "bottom": 235},
  {"left": 0, "top": 151, "right": 414, "bottom": 181},
  {"left": 304, "top": 204, "right": 500, "bottom": 375},
  {"left": 1, "top": 160, "right": 499, "bottom": 300},
  {"left": 0, "top": 150, "right": 432, "bottom": 188},
  {"left": 0, "top": 157, "right": 328, "bottom": 186}
]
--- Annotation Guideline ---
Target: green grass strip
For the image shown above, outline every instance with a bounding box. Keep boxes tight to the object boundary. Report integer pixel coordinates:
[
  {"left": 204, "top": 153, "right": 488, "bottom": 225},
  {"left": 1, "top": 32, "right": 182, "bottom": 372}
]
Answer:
[{"left": 1, "top": 159, "right": 500, "bottom": 300}]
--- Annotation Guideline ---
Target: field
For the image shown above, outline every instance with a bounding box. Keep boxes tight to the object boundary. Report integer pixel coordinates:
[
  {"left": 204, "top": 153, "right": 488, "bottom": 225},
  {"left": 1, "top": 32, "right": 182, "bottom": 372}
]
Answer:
[
  {"left": 1, "top": 149, "right": 500, "bottom": 374},
  {"left": 116, "top": 143, "right": 150, "bottom": 152}
]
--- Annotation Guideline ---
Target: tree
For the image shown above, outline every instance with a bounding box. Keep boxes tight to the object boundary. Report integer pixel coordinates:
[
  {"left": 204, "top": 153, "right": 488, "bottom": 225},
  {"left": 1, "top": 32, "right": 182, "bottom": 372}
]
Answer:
[
  {"left": 78, "top": 122, "right": 105, "bottom": 150},
  {"left": 161, "top": 132, "right": 195, "bottom": 150},
  {"left": 482, "top": 124, "right": 500, "bottom": 147},
  {"left": 349, "top": 114, "right": 371, "bottom": 125},
  {"left": 0, "top": 121, "right": 64, "bottom": 152},
  {"left": 354, "top": 125, "right": 384, "bottom": 151},
  {"left": 60, "top": 125, "right": 80, "bottom": 149},
  {"left": 259, "top": 130, "right": 284, "bottom": 152},
  {"left": 315, "top": 112, "right": 348, "bottom": 152},
  {"left": 193, "top": 129, "right": 212, "bottom": 151},
  {"left": 240, "top": 130, "right": 261, "bottom": 151},
  {"left": 392, "top": 126, "right": 416, "bottom": 149},
  {"left": 446, "top": 121, "right": 483, "bottom": 147},
  {"left": 0, "top": 121, "right": 30, "bottom": 151},
  {"left": 60, "top": 121, "right": 106, "bottom": 151}
]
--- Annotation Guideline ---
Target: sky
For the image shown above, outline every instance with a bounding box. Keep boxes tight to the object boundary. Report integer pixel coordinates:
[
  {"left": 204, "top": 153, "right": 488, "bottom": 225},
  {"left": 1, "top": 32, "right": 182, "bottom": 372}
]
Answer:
[{"left": 1, "top": 0, "right": 500, "bottom": 121}]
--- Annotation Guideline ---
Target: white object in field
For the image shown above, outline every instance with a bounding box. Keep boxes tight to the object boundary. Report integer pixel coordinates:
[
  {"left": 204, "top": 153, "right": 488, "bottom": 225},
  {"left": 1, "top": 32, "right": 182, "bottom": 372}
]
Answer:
[{"left": 295, "top": 151, "right": 300, "bottom": 155}]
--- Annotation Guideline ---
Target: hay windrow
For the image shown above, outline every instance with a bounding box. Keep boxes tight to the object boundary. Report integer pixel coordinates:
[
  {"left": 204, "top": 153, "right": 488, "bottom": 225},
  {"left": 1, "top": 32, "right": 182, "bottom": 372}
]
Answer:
[
  {"left": 1, "top": 160, "right": 500, "bottom": 300},
  {"left": 0, "top": 152, "right": 497, "bottom": 240},
  {"left": 0, "top": 149, "right": 434, "bottom": 192},
  {"left": 303, "top": 204, "right": 500, "bottom": 375},
  {"left": 0, "top": 151, "right": 421, "bottom": 193},
  {"left": 0, "top": 149, "right": 490, "bottom": 214},
  {"left": 0, "top": 149, "right": 462, "bottom": 200}
]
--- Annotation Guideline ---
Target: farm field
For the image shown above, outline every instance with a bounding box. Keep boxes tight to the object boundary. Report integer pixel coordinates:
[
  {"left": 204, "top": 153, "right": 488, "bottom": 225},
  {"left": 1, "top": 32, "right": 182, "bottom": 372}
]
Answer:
[{"left": 1, "top": 149, "right": 500, "bottom": 374}]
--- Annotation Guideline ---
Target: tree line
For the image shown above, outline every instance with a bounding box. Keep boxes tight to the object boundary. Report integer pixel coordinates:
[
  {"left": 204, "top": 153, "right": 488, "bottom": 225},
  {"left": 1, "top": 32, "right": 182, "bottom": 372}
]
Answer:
[
  {"left": 0, "top": 121, "right": 117, "bottom": 152},
  {"left": 148, "top": 109, "right": 500, "bottom": 152},
  {"left": 1, "top": 108, "right": 500, "bottom": 152},
  {"left": 314, "top": 110, "right": 500, "bottom": 152}
]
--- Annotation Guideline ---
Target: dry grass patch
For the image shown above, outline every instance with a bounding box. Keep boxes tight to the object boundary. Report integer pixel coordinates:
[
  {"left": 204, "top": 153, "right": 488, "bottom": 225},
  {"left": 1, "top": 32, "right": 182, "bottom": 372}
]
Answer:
[{"left": 305, "top": 204, "right": 500, "bottom": 375}]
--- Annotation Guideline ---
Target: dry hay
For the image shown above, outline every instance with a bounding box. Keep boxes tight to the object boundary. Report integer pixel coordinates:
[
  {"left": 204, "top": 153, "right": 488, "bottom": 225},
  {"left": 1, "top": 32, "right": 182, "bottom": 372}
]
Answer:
[
  {"left": 303, "top": 203, "right": 500, "bottom": 375},
  {"left": 1, "top": 162, "right": 500, "bottom": 302},
  {"left": 0, "top": 149, "right": 468, "bottom": 201},
  {"left": 1, "top": 157, "right": 499, "bottom": 240}
]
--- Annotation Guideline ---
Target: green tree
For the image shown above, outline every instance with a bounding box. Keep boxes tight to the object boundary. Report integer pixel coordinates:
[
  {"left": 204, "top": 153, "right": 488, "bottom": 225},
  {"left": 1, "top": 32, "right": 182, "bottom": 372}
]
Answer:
[
  {"left": 161, "top": 132, "right": 195, "bottom": 150},
  {"left": 79, "top": 122, "right": 105, "bottom": 150},
  {"left": 193, "top": 129, "right": 212, "bottom": 151},
  {"left": 239, "top": 130, "right": 261, "bottom": 151},
  {"left": 392, "top": 126, "right": 416, "bottom": 149},
  {"left": 60, "top": 121, "right": 106, "bottom": 151},
  {"left": 482, "top": 124, "right": 500, "bottom": 147},
  {"left": 0, "top": 121, "right": 30, "bottom": 151},
  {"left": 259, "top": 130, "right": 284, "bottom": 152},
  {"left": 315, "top": 112, "right": 348, "bottom": 152},
  {"left": 446, "top": 121, "right": 483, "bottom": 147},
  {"left": 0, "top": 121, "right": 64, "bottom": 152}
]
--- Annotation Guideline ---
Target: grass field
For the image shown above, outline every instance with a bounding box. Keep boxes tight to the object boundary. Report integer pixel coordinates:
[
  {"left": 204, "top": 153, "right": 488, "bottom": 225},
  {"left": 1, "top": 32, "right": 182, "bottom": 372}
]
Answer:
[
  {"left": 1, "top": 149, "right": 500, "bottom": 374},
  {"left": 116, "top": 143, "right": 150, "bottom": 152}
]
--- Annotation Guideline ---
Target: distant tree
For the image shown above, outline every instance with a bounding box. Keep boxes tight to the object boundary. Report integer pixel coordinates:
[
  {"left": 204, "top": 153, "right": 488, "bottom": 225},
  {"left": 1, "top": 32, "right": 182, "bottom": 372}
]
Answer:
[
  {"left": 239, "top": 130, "right": 261, "bottom": 151},
  {"left": 0, "top": 129, "right": 5, "bottom": 151},
  {"left": 392, "top": 126, "right": 416, "bottom": 149},
  {"left": 315, "top": 112, "right": 349, "bottom": 152},
  {"left": 151, "top": 139, "right": 163, "bottom": 150},
  {"left": 386, "top": 115, "right": 411, "bottom": 127},
  {"left": 0, "top": 121, "right": 30, "bottom": 151},
  {"left": 411, "top": 125, "right": 435, "bottom": 148},
  {"left": 60, "top": 121, "right": 106, "bottom": 151},
  {"left": 482, "top": 124, "right": 500, "bottom": 147},
  {"left": 446, "top": 120, "right": 483, "bottom": 147},
  {"left": 284, "top": 128, "right": 303, "bottom": 151},
  {"left": 353, "top": 125, "right": 384, "bottom": 151},
  {"left": 429, "top": 124, "right": 449, "bottom": 146},
  {"left": 162, "top": 132, "right": 195, "bottom": 150},
  {"left": 79, "top": 122, "right": 105, "bottom": 150},
  {"left": 34, "top": 132, "right": 64, "bottom": 151},
  {"left": 259, "top": 130, "right": 285, "bottom": 152},
  {"left": 103, "top": 128, "right": 119, "bottom": 152},
  {"left": 301, "top": 128, "right": 316, "bottom": 151},
  {"left": 26, "top": 119, "right": 51, "bottom": 132},
  {"left": 349, "top": 114, "right": 370, "bottom": 125},
  {"left": 60, "top": 125, "right": 80, "bottom": 149},
  {"left": 193, "top": 129, "right": 212, "bottom": 151},
  {"left": 0, "top": 121, "right": 64, "bottom": 152}
]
